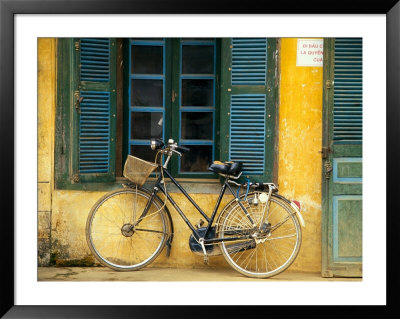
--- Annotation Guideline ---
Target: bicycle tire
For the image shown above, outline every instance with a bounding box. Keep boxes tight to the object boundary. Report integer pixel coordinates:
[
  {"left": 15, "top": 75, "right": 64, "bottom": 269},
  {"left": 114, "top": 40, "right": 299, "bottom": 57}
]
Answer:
[
  {"left": 86, "top": 187, "right": 170, "bottom": 271},
  {"left": 216, "top": 192, "right": 302, "bottom": 278}
]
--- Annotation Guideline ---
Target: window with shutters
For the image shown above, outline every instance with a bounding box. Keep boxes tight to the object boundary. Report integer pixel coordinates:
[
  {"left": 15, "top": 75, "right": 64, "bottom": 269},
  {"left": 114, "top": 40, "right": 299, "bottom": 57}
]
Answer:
[{"left": 55, "top": 37, "right": 278, "bottom": 189}]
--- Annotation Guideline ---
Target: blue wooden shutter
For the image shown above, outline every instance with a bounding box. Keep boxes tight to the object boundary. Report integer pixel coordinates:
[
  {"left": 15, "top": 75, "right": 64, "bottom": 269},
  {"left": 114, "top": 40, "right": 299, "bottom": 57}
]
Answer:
[
  {"left": 230, "top": 39, "right": 267, "bottom": 176},
  {"left": 231, "top": 38, "right": 267, "bottom": 86},
  {"left": 75, "top": 38, "right": 116, "bottom": 182},
  {"left": 80, "top": 38, "right": 111, "bottom": 82},
  {"left": 221, "top": 38, "right": 276, "bottom": 182},
  {"left": 333, "top": 38, "right": 362, "bottom": 144},
  {"left": 230, "top": 94, "right": 266, "bottom": 175},
  {"left": 79, "top": 91, "right": 111, "bottom": 173}
]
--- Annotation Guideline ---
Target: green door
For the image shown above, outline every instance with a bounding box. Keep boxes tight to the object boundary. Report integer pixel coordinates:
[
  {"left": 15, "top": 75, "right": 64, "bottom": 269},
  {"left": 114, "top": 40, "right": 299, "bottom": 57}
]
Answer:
[{"left": 322, "top": 38, "right": 362, "bottom": 277}]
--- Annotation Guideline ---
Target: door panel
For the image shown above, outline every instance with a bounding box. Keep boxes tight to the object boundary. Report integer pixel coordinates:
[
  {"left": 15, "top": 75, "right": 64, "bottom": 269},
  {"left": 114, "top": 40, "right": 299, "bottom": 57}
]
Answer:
[
  {"left": 333, "top": 158, "right": 362, "bottom": 182},
  {"left": 332, "top": 195, "right": 362, "bottom": 261}
]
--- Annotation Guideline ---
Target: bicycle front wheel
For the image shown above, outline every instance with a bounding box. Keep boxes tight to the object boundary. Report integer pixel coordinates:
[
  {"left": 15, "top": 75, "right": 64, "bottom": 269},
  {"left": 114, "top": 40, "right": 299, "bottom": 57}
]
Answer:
[
  {"left": 86, "top": 187, "right": 170, "bottom": 271},
  {"left": 217, "top": 192, "right": 302, "bottom": 278}
]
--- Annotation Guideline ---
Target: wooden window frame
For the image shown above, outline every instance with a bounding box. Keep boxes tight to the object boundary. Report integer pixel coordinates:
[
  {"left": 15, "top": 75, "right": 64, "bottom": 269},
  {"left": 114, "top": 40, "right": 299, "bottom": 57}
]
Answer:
[{"left": 124, "top": 38, "right": 221, "bottom": 179}]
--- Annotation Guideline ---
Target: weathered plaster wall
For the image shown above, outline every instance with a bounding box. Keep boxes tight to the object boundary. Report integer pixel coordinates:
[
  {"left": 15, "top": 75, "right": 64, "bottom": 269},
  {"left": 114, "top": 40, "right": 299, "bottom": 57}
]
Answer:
[
  {"left": 38, "top": 38, "right": 56, "bottom": 266},
  {"left": 51, "top": 190, "right": 233, "bottom": 268},
  {"left": 38, "top": 38, "right": 323, "bottom": 272},
  {"left": 278, "top": 38, "right": 323, "bottom": 272}
]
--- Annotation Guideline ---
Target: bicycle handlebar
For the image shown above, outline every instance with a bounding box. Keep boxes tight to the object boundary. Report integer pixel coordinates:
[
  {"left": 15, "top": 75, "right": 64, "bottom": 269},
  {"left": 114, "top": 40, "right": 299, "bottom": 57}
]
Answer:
[
  {"left": 176, "top": 145, "right": 190, "bottom": 154},
  {"left": 151, "top": 139, "right": 276, "bottom": 191},
  {"left": 151, "top": 138, "right": 190, "bottom": 157}
]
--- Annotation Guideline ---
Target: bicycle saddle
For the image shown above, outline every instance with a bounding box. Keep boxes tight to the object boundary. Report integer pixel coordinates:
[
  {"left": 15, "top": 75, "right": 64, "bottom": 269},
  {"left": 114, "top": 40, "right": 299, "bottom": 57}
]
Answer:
[{"left": 208, "top": 161, "right": 243, "bottom": 176}]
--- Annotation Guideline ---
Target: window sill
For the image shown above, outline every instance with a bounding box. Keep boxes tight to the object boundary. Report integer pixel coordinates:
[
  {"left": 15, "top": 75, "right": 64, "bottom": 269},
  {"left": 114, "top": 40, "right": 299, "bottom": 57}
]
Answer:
[{"left": 55, "top": 177, "right": 224, "bottom": 194}]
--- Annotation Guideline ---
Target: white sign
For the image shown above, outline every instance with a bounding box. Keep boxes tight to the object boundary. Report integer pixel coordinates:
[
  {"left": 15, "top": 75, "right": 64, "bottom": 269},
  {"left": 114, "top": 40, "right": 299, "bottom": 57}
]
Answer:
[{"left": 296, "top": 39, "right": 324, "bottom": 67}]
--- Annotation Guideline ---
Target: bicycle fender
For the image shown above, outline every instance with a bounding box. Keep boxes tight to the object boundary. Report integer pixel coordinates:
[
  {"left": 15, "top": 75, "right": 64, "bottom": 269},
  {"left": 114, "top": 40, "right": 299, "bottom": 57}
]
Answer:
[
  {"left": 217, "top": 192, "right": 305, "bottom": 228},
  {"left": 289, "top": 202, "right": 305, "bottom": 228},
  {"left": 273, "top": 194, "right": 306, "bottom": 228}
]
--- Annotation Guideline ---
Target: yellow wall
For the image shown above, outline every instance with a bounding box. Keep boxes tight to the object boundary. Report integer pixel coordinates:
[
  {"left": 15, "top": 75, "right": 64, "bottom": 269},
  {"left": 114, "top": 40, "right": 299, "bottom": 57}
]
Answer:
[
  {"left": 38, "top": 38, "right": 56, "bottom": 265},
  {"left": 38, "top": 38, "right": 323, "bottom": 272},
  {"left": 51, "top": 190, "right": 233, "bottom": 268},
  {"left": 278, "top": 38, "right": 323, "bottom": 272}
]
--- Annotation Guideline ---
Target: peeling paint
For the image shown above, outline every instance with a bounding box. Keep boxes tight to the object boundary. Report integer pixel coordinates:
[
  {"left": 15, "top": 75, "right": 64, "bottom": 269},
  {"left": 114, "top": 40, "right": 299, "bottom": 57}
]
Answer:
[
  {"left": 38, "top": 38, "right": 56, "bottom": 266},
  {"left": 278, "top": 38, "right": 323, "bottom": 272}
]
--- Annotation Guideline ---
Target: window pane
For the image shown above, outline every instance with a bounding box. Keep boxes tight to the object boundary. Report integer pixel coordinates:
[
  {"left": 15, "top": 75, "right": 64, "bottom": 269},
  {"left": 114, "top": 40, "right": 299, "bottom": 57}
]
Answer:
[
  {"left": 182, "top": 45, "right": 214, "bottom": 74},
  {"left": 181, "top": 112, "right": 213, "bottom": 140},
  {"left": 180, "top": 145, "right": 212, "bottom": 172},
  {"left": 182, "top": 38, "right": 214, "bottom": 41},
  {"left": 131, "top": 112, "right": 163, "bottom": 140},
  {"left": 131, "top": 79, "right": 163, "bottom": 106},
  {"left": 130, "top": 145, "right": 159, "bottom": 163},
  {"left": 131, "top": 45, "right": 163, "bottom": 74},
  {"left": 131, "top": 38, "right": 163, "bottom": 40},
  {"left": 181, "top": 79, "right": 213, "bottom": 106}
]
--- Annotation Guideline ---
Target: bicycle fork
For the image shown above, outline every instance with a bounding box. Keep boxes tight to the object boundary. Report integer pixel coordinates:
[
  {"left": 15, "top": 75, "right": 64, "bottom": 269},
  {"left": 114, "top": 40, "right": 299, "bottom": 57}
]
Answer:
[{"left": 127, "top": 187, "right": 160, "bottom": 231}]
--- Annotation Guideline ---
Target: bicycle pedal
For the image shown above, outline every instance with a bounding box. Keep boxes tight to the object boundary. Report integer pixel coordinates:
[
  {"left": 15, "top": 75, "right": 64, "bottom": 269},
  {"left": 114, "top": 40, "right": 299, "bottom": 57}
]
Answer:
[{"left": 203, "top": 255, "right": 209, "bottom": 265}]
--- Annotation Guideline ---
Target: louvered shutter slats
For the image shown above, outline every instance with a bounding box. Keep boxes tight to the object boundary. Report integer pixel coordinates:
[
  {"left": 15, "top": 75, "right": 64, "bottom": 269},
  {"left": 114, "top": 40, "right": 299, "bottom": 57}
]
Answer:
[
  {"left": 77, "top": 38, "right": 114, "bottom": 176},
  {"left": 80, "top": 38, "right": 110, "bottom": 82},
  {"left": 228, "top": 38, "right": 268, "bottom": 176},
  {"left": 79, "top": 91, "right": 110, "bottom": 173},
  {"left": 231, "top": 38, "right": 267, "bottom": 86},
  {"left": 333, "top": 38, "right": 362, "bottom": 144},
  {"left": 230, "top": 95, "right": 266, "bottom": 175}
]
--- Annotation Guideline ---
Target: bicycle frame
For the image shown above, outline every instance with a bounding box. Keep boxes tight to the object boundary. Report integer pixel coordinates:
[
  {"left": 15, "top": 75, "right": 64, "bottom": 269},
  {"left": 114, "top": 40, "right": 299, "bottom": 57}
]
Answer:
[
  {"left": 87, "top": 142, "right": 304, "bottom": 277},
  {"left": 136, "top": 166, "right": 255, "bottom": 245}
]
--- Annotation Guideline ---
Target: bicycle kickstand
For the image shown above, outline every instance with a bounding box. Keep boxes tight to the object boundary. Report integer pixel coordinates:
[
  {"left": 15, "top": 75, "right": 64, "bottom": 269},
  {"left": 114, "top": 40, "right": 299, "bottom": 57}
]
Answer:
[{"left": 199, "top": 238, "right": 209, "bottom": 265}]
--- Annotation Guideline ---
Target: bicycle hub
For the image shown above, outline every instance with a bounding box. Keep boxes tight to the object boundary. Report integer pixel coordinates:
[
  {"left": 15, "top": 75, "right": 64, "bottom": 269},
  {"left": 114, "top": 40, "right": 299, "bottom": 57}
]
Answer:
[{"left": 121, "top": 224, "right": 135, "bottom": 237}]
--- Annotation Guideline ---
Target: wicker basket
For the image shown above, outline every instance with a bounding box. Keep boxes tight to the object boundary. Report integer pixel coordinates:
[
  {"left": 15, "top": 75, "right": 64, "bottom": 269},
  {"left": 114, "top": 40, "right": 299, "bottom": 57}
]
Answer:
[{"left": 123, "top": 155, "right": 158, "bottom": 187}]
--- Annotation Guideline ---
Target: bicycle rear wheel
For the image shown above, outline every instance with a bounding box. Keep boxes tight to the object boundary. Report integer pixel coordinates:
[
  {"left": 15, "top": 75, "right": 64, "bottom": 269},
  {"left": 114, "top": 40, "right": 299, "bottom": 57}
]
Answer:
[
  {"left": 86, "top": 187, "right": 170, "bottom": 271},
  {"left": 217, "top": 192, "right": 302, "bottom": 278}
]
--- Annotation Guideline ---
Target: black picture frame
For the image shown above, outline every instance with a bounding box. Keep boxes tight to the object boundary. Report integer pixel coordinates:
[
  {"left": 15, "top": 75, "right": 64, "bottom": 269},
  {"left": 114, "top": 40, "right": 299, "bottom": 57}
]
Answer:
[{"left": 1, "top": 0, "right": 398, "bottom": 317}]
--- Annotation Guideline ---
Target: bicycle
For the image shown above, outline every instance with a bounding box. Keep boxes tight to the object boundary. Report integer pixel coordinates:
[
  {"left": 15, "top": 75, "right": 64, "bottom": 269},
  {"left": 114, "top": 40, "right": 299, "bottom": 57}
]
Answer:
[{"left": 86, "top": 138, "right": 305, "bottom": 278}]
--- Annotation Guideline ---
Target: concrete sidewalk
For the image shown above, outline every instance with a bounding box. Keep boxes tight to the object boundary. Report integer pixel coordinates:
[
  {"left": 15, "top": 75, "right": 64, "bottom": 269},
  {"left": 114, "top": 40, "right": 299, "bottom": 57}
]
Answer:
[{"left": 38, "top": 267, "right": 362, "bottom": 281}]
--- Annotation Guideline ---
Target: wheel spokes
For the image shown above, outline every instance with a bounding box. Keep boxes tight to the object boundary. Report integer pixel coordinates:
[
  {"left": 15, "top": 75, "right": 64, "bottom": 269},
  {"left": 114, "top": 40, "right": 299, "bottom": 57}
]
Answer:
[
  {"left": 88, "top": 189, "right": 167, "bottom": 269},
  {"left": 219, "top": 194, "right": 301, "bottom": 277}
]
